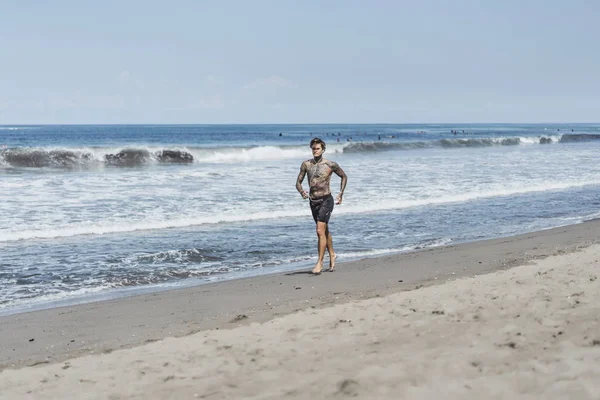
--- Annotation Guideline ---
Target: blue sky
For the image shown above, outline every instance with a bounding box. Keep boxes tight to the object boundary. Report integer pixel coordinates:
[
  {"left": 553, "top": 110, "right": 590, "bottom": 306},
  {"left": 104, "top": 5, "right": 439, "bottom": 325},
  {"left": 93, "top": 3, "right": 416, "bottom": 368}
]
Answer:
[{"left": 1, "top": 0, "right": 599, "bottom": 124}]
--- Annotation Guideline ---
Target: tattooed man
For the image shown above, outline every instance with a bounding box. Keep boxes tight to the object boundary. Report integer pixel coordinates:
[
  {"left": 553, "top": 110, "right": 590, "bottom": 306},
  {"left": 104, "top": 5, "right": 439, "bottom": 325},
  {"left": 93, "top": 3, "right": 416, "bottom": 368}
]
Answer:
[{"left": 296, "top": 138, "right": 348, "bottom": 274}]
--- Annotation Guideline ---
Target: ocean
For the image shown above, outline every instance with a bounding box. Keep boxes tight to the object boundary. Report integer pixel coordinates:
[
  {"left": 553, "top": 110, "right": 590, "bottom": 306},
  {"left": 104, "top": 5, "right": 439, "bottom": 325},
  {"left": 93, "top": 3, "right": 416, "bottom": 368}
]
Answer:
[{"left": 1, "top": 124, "right": 600, "bottom": 315}]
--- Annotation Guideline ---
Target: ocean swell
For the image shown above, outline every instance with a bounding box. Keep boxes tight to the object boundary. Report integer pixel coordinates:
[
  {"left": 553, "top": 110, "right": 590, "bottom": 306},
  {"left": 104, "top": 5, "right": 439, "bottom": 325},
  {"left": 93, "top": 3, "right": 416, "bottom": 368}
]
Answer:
[
  {"left": 342, "top": 136, "right": 558, "bottom": 153},
  {"left": 559, "top": 134, "right": 600, "bottom": 143},
  {"left": 0, "top": 149, "right": 94, "bottom": 168},
  {"left": 0, "top": 148, "right": 195, "bottom": 168}
]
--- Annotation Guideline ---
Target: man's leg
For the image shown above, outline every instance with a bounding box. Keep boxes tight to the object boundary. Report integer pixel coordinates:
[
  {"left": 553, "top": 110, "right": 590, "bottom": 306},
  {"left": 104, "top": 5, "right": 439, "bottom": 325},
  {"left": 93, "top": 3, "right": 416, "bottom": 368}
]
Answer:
[
  {"left": 325, "top": 225, "right": 336, "bottom": 271},
  {"left": 312, "top": 221, "right": 327, "bottom": 274}
]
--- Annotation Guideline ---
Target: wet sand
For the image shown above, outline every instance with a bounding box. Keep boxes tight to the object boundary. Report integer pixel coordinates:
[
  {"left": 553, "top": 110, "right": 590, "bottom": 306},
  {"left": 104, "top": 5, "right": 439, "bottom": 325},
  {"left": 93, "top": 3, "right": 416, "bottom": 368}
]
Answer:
[{"left": 1, "top": 221, "right": 600, "bottom": 399}]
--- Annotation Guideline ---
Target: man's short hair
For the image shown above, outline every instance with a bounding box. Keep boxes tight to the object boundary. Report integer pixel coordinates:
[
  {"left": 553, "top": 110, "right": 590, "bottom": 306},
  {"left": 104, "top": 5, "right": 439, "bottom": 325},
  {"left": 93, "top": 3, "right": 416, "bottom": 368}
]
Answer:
[{"left": 310, "top": 137, "right": 326, "bottom": 151}]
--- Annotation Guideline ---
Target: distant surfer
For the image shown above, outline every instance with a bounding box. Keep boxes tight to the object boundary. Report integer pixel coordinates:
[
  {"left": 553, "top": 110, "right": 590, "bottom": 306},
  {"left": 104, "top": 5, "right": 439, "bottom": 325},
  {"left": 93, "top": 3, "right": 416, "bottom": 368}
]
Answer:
[{"left": 296, "top": 138, "right": 347, "bottom": 274}]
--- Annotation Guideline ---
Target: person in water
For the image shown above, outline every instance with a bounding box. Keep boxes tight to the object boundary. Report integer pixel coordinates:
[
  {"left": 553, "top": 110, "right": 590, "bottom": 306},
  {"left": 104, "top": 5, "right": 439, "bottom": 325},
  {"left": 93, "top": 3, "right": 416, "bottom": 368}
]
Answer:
[{"left": 296, "top": 138, "right": 347, "bottom": 274}]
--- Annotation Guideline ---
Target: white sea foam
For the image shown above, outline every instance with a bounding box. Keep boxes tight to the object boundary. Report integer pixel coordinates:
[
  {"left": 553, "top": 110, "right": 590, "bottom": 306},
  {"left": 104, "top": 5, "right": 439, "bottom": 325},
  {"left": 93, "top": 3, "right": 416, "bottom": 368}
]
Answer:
[
  {"left": 2, "top": 179, "right": 599, "bottom": 242},
  {"left": 0, "top": 209, "right": 307, "bottom": 242},
  {"left": 0, "top": 284, "right": 112, "bottom": 314},
  {"left": 0, "top": 127, "right": 37, "bottom": 130},
  {"left": 3, "top": 135, "right": 600, "bottom": 243},
  {"left": 339, "top": 180, "right": 600, "bottom": 216},
  {"left": 518, "top": 135, "right": 561, "bottom": 144},
  {"left": 188, "top": 144, "right": 347, "bottom": 163},
  {"left": 192, "top": 146, "right": 308, "bottom": 163},
  {"left": 339, "top": 239, "right": 452, "bottom": 259}
]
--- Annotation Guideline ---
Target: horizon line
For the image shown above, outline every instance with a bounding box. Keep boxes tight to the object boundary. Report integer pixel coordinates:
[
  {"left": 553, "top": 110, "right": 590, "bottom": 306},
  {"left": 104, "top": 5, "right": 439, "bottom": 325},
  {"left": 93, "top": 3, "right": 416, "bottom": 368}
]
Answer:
[{"left": 1, "top": 122, "right": 600, "bottom": 126}]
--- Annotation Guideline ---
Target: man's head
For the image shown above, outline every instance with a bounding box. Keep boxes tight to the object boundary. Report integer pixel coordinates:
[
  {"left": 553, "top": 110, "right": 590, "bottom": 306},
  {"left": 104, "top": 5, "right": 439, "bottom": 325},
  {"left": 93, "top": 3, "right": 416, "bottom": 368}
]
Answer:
[{"left": 310, "top": 138, "right": 326, "bottom": 158}]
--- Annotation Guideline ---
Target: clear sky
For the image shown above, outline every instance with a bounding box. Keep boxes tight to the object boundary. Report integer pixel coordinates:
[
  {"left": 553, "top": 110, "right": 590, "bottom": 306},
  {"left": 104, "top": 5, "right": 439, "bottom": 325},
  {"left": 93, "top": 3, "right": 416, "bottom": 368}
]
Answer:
[{"left": 1, "top": 0, "right": 599, "bottom": 124}]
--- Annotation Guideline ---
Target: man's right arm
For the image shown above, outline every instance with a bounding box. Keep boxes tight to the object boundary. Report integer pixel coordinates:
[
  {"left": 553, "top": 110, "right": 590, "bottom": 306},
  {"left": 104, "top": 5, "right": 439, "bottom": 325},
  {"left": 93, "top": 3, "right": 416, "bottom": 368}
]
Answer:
[{"left": 296, "top": 162, "right": 308, "bottom": 198}]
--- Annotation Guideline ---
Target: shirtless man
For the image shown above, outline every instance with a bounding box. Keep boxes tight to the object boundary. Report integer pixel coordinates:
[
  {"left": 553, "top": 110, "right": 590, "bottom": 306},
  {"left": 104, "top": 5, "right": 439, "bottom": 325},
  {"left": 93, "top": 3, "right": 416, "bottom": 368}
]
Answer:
[{"left": 296, "top": 138, "right": 348, "bottom": 274}]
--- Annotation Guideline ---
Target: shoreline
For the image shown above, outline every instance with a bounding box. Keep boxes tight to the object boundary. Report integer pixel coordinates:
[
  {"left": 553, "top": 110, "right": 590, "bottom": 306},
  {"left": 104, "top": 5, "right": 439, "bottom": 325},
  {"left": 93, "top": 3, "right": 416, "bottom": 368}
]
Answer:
[{"left": 1, "top": 220, "right": 600, "bottom": 371}]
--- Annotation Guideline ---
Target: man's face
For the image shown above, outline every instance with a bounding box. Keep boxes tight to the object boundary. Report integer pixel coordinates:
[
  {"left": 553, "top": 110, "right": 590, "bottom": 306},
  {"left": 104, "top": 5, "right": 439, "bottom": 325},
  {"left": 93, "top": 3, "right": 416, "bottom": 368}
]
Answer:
[{"left": 311, "top": 144, "right": 324, "bottom": 158}]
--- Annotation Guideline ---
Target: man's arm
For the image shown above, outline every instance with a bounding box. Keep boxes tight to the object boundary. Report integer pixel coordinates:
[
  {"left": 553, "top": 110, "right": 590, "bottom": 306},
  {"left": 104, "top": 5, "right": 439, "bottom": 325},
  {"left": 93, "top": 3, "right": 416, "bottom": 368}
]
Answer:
[
  {"left": 296, "top": 162, "right": 309, "bottom": 199},
  {"left": 331, "top": 162, "right": 347, "bottom": 204}
]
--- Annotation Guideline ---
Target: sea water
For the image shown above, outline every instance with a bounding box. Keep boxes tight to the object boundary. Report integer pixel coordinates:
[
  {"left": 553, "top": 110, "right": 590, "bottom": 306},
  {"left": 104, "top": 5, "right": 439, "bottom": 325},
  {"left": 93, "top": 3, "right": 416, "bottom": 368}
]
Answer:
[{"left": 1, "top": 124, "right": 600, "bottom": 315}]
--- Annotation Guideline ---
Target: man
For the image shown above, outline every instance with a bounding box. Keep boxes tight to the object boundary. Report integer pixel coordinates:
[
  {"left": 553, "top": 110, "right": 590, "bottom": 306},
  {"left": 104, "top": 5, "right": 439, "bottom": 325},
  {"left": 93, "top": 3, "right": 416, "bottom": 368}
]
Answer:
[{"left": 296, "top": 138, "right": 347, "bottom": 274}]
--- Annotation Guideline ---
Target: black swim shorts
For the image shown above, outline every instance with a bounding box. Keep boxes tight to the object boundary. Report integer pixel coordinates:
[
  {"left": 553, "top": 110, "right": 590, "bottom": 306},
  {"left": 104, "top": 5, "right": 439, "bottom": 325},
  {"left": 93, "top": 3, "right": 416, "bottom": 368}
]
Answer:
[{"left": 309, "top": 194, "right": 334, "bottom": 223}]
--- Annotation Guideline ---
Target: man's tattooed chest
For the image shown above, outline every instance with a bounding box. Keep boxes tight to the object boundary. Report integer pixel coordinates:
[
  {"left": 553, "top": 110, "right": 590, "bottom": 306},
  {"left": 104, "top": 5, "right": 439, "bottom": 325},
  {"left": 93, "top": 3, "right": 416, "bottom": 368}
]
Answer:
[{"left": 307, "top": 163, "right": 331, "bottom": 182}]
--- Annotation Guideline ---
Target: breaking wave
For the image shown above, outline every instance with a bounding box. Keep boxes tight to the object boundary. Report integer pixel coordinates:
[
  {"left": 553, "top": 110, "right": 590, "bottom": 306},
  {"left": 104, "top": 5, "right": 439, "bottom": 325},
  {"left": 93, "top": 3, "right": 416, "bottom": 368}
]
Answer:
[
  {"left": 559, "top": 134, "right": 600, "bottom": 143},
  {"left": 0, "top": 145, "right": 337, "bottom": 168},
  {"left": 2, "top": 133, "right": 596, "bottom": 168},
  {"left": 0, "top": 148, "right": 194, "bottom": 168},
  {"left": 342, "top": 136, "right": 562, "bottom": 153}
]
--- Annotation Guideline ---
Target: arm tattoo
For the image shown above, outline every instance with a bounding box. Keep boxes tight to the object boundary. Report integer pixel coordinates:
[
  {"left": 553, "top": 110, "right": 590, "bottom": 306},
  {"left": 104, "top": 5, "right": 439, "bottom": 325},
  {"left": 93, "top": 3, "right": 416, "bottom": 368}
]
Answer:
[
  {"left": 296, "top": 162, "right": 307, "bottom": 194},
  {"left": 331, "top": 162, "right": 347, "bottom": 195}
]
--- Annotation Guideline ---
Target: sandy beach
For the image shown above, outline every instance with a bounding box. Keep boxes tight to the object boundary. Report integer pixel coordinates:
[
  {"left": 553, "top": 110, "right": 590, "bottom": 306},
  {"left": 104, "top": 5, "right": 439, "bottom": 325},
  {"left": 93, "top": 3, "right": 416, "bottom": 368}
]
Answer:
[{"left": 1, "top": 220, "right": 600, "bottom": 399}]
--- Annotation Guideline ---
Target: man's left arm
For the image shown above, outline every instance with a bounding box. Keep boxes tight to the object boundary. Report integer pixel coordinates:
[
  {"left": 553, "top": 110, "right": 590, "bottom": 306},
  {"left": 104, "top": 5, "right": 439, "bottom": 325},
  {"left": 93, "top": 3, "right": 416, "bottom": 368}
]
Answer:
[{"left": 331, "top": 162, "right": 347, "bottom": 204}]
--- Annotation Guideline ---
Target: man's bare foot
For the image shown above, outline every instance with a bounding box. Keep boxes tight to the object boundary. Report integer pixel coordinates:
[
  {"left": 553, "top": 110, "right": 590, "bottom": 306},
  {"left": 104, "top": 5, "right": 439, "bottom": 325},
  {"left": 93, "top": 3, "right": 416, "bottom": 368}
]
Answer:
[
  {"left": 328, "top": 253, "right": 337, "bottom": 272},
  {"left": 311, "top": 262, "right": 323, "bottom": 275}
]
